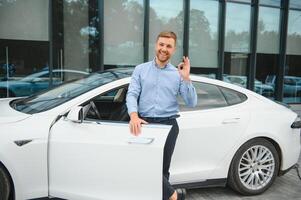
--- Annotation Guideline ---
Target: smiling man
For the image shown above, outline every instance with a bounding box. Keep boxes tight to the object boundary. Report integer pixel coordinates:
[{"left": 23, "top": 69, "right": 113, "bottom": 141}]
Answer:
[{"left": 126, "top": 31, "right": 197, "bottom": 200}]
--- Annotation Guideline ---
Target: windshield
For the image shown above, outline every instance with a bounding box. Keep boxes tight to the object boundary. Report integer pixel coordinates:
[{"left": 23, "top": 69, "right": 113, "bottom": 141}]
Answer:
[{"left": 11, "top": 70, "right": 132, "bottom": 114}]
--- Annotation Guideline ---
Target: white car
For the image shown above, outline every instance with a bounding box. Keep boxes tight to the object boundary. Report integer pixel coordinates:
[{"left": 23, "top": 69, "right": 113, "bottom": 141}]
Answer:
[{"left": 0, "top": 69, "right": 300, "bottom": 200}]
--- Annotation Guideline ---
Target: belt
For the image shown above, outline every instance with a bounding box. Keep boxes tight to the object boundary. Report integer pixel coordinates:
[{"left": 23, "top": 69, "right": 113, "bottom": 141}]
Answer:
[{"left": 140, "top": 114, "right": 180, "bottom": 122}]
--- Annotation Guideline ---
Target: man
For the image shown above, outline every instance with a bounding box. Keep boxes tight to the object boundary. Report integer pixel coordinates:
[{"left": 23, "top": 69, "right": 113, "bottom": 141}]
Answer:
[{"left": 126, "top": 31, "right": 197, "bottom": 200}]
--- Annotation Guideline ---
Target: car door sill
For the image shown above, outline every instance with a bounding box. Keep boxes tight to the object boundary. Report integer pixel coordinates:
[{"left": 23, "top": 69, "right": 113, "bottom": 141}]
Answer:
[{"left": 172, "top": 178, "right": 227, "bottom": 189}]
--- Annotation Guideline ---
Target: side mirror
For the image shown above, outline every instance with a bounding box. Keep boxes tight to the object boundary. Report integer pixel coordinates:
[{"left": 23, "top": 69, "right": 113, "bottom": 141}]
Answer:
[{"left": 67, "top": 106, "right": 84, "bottom": 123}]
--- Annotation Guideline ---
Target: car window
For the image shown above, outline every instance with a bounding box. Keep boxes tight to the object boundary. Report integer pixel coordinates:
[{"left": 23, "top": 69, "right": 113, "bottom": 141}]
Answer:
[
  {"left": 178, "top": 81, "right": 248, "bottom": 111},
  {"left": 11, "top": 71, "right": 129, "bottom": 114},
  {"left": 220, "top": 87, "right": 247, "bottom": 105},
  {"left": 178, "top": 82, "right": 228, "bottom": 111},
  {"left": 83, "top": 85, "right": 129, "bottom": 122},
  {"left": 52, "top": 71, "right": 87, "bottom": 82}
]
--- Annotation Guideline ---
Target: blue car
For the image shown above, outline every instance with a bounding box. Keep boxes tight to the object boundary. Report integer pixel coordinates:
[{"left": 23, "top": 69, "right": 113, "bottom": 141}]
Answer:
[{"left": 0, "top": 69, "right": 89, "bottom": 98}]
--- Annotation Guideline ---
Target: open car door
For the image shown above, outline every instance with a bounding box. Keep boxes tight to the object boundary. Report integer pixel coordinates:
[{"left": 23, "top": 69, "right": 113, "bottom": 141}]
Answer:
[{"left": 48, "top": 106, "right": 170, "bottom": 200}]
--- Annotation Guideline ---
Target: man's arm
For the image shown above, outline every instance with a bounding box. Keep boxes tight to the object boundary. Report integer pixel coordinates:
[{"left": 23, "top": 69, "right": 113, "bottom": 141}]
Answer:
[
  {"left": 178, "top": 57, "right": 197, "bottom": 107},
  {"left": 126, "top": 67, "right": 148, "bottom": 135}
]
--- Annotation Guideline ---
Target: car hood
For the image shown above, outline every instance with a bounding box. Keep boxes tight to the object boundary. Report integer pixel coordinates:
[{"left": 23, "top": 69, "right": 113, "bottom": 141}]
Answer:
[{"left": 0, "top": 98, "right": 31, "bottom": 124}]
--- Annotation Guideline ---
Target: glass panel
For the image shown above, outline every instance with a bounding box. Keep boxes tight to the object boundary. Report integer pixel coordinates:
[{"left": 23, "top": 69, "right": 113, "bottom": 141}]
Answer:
[
  {"left": 223, "top": 53, "right": 249, "bottom": 88},
  {"left": 178, "top": 82, "right": 228, "bottom": 111},
  {"left": 220, "top": 87, "right": 247, "bottom": 105},
  {"left": 283, "top": 55, "right": 301, "bottom": 103},
  {"left": 104, "top": 0, "right": 144, "bottom": 66},
  {"left": 62, "top": 0, "right": 90, "bottom": 73},
  {"left": 255, "top": 54, "right": 278, "bottom": 99},
  {"left": 287, "top": 10, "right": 301, "bottom": 55},
  {"left": 12, "top": 70, "right": 130, "bottom": 114},
  {"left": 84, "top": 86, "right": 129, "bottom": 122},
  {"left": 189, "top": 0, "right": 218, "bottom": 68},
  {"left": 149, "top": 0, "right": 183, "bottom": 65},
  {"left": 286, "top": 10, "right": 301, "bottom": 103},
  {"left": 225, "top": 3, "right": 251, "bottom": 53},
  {"left": 0, "top": 0, "right": 49, "bottom": 41},
  {"left": 0, "top": 0, "right": 50, "bottom": 98},
  {"left": 230, "top": 0, "right": 251, "bottom": 3},
  {"left": 259, "top": 0, "right": 281, "bottom": 7},
  {"left": 257, "top": 7, "right": 280, "bottom": 54},
  {"left": 290, "top": 0, "right": 301, "bottom": 9}
]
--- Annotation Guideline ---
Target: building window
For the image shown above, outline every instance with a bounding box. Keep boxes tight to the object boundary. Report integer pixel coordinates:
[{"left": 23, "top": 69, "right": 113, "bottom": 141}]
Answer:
[
  {"left": 290, "top": 0, "right": 301, "bottom": 9},
  {"left": 104, "top": 0, "right": 144, "bottom": 67},
  {"left": 149, "top": 0, "right": 184, "bottom": 65},
  {"left": 224, "top": 2, "right": 251, "bottom": 87},
  {"left": 284, "top": 9, "right": 301, "bottom": 103},
  {"left": 0, "top": 0, "right": 50, "bottom": 98},
  {"left": 255, "top": 6, "right": 280, "bottom": 99},
  {"left": 259, "top": 0, "right": 281, "bottom": 7},
  {"left": 189, "top": 0, "right": 219, "bottom": 69}
]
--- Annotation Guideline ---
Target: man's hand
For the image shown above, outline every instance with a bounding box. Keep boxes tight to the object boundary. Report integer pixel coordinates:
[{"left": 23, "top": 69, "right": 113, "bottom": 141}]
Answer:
[
  {"left": 178, "top": 56, "right": 191, "bottom": 81},
  {"left": 129, "top": 112, "right": 148, "bottom": 136}
]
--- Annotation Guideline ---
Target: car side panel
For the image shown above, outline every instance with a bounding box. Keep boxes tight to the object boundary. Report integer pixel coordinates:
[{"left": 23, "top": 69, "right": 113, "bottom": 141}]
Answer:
[
  {"left": 0, "top": 117, "right": 50, "bottom": 200},
  {"left": 169, "top": 103, "right": 250, "bottom": 184},
  {"left": 49, "top": 119, "right": 170, "bottom": 200}
]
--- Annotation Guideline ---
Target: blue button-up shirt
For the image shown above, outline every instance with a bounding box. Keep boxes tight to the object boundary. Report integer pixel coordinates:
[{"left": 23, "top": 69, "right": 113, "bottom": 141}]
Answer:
[{"left": 126, "top": 60, "right": 197, "bottom": 118}]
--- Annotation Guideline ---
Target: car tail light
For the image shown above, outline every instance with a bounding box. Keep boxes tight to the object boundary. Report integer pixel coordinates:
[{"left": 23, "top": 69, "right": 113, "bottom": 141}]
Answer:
[{"left": 291, "top": 117, "right": 301, "bottom": 129}]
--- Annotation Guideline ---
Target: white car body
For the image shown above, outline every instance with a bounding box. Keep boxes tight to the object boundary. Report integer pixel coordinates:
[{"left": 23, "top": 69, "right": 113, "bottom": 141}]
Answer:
[{"left": 0, "top": 73, "right": 300, "bottom": 200}]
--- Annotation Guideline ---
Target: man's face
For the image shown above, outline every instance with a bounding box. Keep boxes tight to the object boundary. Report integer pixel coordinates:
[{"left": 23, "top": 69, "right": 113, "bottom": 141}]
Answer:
[{"left": 155, "top": 37, "right": 176, "bottom": 64}]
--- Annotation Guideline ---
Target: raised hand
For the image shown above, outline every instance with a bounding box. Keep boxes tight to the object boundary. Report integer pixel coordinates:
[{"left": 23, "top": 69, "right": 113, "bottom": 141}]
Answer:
[{"left": 177, "top": 56, "right": 191, "bottom": 81}]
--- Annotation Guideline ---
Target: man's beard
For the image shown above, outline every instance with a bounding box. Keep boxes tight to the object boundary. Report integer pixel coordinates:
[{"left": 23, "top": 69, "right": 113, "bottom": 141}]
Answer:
[{"left": 156, "top": 51, "right": 170, "bottom": 63}]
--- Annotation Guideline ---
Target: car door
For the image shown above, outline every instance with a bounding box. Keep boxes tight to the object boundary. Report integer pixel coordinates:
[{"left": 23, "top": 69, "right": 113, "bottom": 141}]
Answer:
[
  {"left": 169, "top": 81, "right": 250, "bottom": 184},
  {"left": 48, "top": 108, "right": 171, "bottom": 200}
]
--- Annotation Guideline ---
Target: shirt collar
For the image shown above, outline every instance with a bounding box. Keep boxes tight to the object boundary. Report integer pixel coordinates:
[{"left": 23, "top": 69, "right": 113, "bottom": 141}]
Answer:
[{"left": 152, "top": 57, "right": 171, "bottom": 69}]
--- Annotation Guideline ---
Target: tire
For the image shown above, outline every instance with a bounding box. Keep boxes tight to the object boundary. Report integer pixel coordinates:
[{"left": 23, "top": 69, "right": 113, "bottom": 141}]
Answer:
[
  {"left": 228, "top": 138, "right": 279, "bottom": 195},
  {"left": 0, "top": 167, "right": 10, "bottom": 200}
]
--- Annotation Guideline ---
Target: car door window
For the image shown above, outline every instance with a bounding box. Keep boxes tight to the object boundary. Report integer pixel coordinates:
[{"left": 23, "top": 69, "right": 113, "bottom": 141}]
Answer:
[
  {"left": 83, "top": 85, "right": 129, "bottom": 122},
  {"left": 178, "top": 82, "right": 228, "bottom": 111},
  {"left": 178, "top": 81, "right": 247, "bottom": 111},
  {"left": 220, "top": 87, "right": 247, "bottom": 105}
]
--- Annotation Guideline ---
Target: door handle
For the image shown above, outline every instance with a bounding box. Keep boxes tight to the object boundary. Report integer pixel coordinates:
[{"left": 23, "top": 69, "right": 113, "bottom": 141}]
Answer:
[
  {"left": 222, "top": 118, "right": 240, "bottom": 124},
  {"left": 128, "top": 137, "right": 154, "bottom": 145}
]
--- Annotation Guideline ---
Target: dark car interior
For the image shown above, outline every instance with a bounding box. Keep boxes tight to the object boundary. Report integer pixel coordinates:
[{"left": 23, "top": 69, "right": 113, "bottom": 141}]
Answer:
[{"left": 83, "top": 85, "right": 130, "bottom": 122}]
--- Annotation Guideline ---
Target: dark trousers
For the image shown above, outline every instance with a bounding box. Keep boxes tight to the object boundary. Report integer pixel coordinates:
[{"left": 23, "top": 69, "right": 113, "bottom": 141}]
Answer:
[{"left": 142, "top": 117, "right": 179, "bottom": 200}]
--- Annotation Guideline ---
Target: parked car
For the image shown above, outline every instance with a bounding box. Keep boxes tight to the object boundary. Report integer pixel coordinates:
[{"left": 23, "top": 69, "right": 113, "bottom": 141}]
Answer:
[
  {"left": 266, "top": 75, "right": 301, "bottom": 97},
  {"left": 0, "top": 68, "right": 300, "bottom": 200},
  {"left": 224, "top": 75, "right": 274, "bottom": 97},
  {"left": 0, "top": 69, "right": 89, "bottom": 98}
]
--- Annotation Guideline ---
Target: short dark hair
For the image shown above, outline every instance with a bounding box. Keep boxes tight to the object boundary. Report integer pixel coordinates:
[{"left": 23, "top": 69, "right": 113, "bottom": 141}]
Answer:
[{"left": 156, "top": 31, "right": 177, "bottom": 46}]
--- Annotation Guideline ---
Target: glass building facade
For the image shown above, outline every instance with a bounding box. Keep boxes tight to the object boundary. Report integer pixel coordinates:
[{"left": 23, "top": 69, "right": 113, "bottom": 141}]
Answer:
[{"left": 0, "top": 0, "right": 301, "bottom": 103}]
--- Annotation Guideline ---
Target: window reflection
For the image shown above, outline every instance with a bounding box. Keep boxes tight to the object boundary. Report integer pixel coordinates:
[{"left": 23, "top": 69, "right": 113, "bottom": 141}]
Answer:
[
  {"left": 255, "top": 6, "right": 280, "bottom": 99},
  {"left": 225, "top": 3, "right": 251, "bottom": 53},
  {"left": 104, "top": 0, "right": 144, "bottom": 66},
  {"left": 149, "top": 0, "right": 183, "bottom": 65},
  {"left": 224, "top": 53, "right": 249, "bottom": 88},
  {"left": 189, "top": 0, "right": 218, "bottom": 68},
  {"left": 257, "top": 7, "right": 280, "bottom": 54},
  {"left": 0, "top": 0, "right": 50, "bottom": 98},
  {"left": 229, "top": 0, "right": 251, "bottom": 3},
  {"left": 224, "top": 3, "right": 251, "bottom": 87},
  {"left": 62, "top": 0, "right": 90, "bottom": 71},
  {"left": 287, "top": 10, "right": 301, "bottom": 55},
  {"left": 285, "top": 10, "right": 301, "bottom": 103},
  {"left": 259, "top": 0, "right": 281, "bottom": 7},
  {"left": 290, "top": 0, "right": 301, "bottom": 9}
]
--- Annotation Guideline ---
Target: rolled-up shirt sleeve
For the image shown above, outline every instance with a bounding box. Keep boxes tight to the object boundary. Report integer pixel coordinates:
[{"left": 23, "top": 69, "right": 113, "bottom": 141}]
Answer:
[
  {"left": 179, "top": 79, "right": 197, "bottom": 107},
  {"left": 126, "top": 67, "right": 141, "bottom": 114}
]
